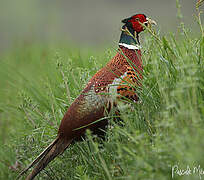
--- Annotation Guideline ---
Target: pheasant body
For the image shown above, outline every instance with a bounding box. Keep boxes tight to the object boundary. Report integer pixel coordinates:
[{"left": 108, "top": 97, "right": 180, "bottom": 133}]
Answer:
[
  {"left": 18, "top": 13, "right": 156, "bottom": 180},
  {"left": 59, "top": 46, "right": 143, "bottom": 140}
]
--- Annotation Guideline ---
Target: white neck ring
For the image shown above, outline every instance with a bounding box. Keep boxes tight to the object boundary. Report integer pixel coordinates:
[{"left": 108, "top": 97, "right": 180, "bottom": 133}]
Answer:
[{"left": 118, "top": 43, "right": 141, "bottom": 50}]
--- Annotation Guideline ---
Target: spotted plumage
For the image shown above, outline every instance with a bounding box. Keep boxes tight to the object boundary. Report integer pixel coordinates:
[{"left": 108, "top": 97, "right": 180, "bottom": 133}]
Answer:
[
  {"left": 18, "top": 14, "right": 156, "bottom": 180},
  {"left": 117, "top": 65, "right": 141, "bottom": 102}
]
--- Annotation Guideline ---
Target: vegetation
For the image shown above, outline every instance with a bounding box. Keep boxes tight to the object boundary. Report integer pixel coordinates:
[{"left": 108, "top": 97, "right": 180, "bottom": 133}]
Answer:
[{"left": 0, "top": 4, "right": 203, "bottom": 180}]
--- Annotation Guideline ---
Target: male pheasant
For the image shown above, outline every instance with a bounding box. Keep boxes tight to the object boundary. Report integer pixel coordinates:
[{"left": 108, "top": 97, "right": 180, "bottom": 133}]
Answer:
[{"left": 18, "top": 14, "right": 156, "bottom": 180}]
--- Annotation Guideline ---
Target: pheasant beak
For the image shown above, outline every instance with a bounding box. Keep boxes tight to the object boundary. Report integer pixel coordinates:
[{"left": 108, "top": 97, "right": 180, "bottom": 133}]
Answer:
[{"left": 145, "top": 17, "right": 157, "bottom": 28}]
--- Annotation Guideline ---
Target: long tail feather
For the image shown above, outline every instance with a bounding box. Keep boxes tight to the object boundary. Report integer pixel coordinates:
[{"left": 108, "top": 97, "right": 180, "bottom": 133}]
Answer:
[
  {"left": 16, "top": 138, "right": 59, "bottom": 179},
  {"left": 17, "top": 137, "right": 72, "bottom": 180}
]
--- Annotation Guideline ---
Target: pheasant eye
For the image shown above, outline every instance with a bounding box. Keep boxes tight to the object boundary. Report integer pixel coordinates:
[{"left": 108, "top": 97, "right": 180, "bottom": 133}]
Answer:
[{"left": 135, "top": 18, "right": 140, "bottom": 21}]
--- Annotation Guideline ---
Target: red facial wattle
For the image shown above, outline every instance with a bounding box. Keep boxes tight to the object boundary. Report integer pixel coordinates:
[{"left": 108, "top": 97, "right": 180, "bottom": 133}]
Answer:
[
  {"left": 121, "top": 14, "right": 157, "bottom": 34},
  {"left": 128, "top": 14, "right": 147, "bottom": 33}
]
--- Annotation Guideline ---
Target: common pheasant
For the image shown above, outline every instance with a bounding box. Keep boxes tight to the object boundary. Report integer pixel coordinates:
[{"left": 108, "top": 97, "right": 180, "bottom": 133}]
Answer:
[{"left": 18, "top": 14, "right": 156, "bottom": 180}]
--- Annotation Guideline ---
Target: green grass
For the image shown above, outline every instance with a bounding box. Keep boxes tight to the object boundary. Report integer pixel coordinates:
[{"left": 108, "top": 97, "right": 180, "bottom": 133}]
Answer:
[{"left": 0, "top": 18, "right": 204, "bottom": 180}]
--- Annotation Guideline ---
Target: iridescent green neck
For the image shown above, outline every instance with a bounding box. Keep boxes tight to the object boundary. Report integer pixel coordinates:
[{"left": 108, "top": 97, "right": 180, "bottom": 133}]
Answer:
[{"left": 119, "top": 25, "right": 139, "bottom": 46}]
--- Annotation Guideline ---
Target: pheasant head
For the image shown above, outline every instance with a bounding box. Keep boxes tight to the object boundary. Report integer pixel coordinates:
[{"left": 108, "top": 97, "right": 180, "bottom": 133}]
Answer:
[
  {"left": 119, "top": 14, "right": 156, "bottom": 47},
  {"left": 122, "top": 14, "right": 157, "bottom": 34}
]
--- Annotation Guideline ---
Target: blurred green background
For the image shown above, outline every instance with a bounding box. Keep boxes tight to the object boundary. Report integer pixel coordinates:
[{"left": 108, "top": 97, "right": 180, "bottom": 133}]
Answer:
[{"left": 0, "top": 0, "right": 200, "bottom": 52}]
